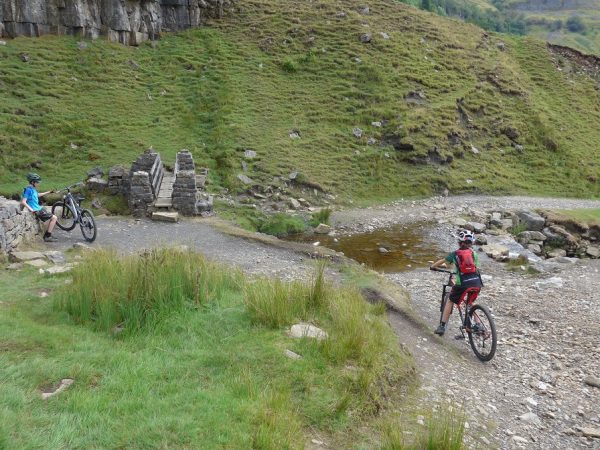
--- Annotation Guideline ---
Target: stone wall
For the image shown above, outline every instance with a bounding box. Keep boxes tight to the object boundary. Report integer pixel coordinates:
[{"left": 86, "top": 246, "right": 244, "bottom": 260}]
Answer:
[
  {"left": 0, "top": 197, "right": 42, "bottom": 254},
  {"left": 0, "top": 0, "right": 231, "bottom": 45},
  {"left": 128, "top": 171, "right": 154, "bottom": 217},
  {"left": 172, "top": 150, "right": 197, "bottom": 215},
  {"left": 129, "top": 148, "right": 163, "bottom": 198}
]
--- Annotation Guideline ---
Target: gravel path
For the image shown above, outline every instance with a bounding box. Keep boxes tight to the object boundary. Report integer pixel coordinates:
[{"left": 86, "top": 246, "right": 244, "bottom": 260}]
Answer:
[
  {"left": 388, "top": 258, "right": 600, "bottom": 449},
  {"left": 333, "top": 195, "right": 600, "bottom": 233},
  {"left": 51, "top": 216, "right": 316, "bottom": 281}
]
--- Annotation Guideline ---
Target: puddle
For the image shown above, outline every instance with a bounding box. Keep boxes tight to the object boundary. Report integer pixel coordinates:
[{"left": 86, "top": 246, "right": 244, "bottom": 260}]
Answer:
[{"left": 286, "top": 223, "right": 443, "bottom": 273}]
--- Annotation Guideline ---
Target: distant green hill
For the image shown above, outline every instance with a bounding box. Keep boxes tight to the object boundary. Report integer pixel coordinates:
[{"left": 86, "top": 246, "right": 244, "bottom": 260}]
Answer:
[
  {"left": 412, "top": 0, "right": 600, "bottom": 55},
  {"left": 1, "top": 0, "right": 599, "bottom": 202}
]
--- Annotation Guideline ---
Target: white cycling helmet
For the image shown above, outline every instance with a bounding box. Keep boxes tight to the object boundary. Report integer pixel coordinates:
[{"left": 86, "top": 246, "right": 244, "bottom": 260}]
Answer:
[{"left": 457, "top": 229, "right": 475, "bottom": 243}]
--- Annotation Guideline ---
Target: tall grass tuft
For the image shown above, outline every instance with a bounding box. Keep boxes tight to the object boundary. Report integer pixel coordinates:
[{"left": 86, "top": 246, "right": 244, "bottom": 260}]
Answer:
[
  {"left": 55, "top": 248, "right": 243, "bottom": 334},
  {"left": 381, "top": 407, "right": 466, "bottom": 449},
  {"left": 309, "top": 208, "right": 332, "bottom": 227},
  {"left": 244, "top": 278, "right": 306, "bottom": 328}
]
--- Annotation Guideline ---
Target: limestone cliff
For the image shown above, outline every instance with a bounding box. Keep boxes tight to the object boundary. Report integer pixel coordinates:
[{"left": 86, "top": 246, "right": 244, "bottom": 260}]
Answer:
[{"left": 0, "top": 0, "right": 229, "bottom": 45}]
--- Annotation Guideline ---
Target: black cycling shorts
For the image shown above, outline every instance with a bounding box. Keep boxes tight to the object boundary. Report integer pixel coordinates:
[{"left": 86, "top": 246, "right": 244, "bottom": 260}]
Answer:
[
  {"left": 449, "top": 273, "right": 482, "bottom": 304},
  {"left": 35, "top": 208, "right": 54, "bottom": 222}
]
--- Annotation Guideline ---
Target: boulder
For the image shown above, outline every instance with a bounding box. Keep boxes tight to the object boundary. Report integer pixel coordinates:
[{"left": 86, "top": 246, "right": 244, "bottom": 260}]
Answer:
[
  {"left": 314, "top": 223, "right": 332, "bottom": 234},
  {"left": 547, "top": 248, "right": 566, "bottom": 258},
  {"left": 586, "top": 246, "right": 600, "bottom": 258},
  {"left": 469, "top": 222, "right": 486, "bottom": 233},
  {"left": 237, "top": 174, "right": 255, "bottom": 185},
  {"left": 289, "top": 198, "right": 301, "bottom": 209},
  {"left": 517, "top": 230, "right": 547, "bottom": 245},
  {"left": 86, "top": 177, "right": 108, "bottom": 192},
  {"left": 359, "top": 33, "right": 372, "bottom": 43},
  {"left": 9, "top": 251, "right": 45, "bottom": 262},
  {"left": 515, "top": 210, "right": 545, "bottom": 231},
  {"left": 481, "top": 244, "right": 509, "bottom": 260},
  {"left": 87, "top": 166, "right": 104, "bottom": 178},
  {"left": 352, "top": 127, "right": 363, "bottom": 138},
  {"left": 244, "top": 149, "right": 257, "bottom": 159},
  {"left": 527, "top": 244, "right": 542, "bottom": 255},
  {"left": 289, "top": 323, "right": 328, "bottom": 340},
  {"left": 44, "top": 251, "right": 67, "bottom": 264},
  {"left": 584, "top": 376, "right": 600, "bottom": 388},
  {"left": 25, "top": 259, "right": 48, "bottom": 268}
]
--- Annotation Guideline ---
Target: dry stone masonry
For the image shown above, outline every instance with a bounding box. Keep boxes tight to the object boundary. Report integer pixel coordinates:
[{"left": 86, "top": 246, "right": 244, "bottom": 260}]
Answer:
[
  {"left": 0, "top": 0, "right": 231, "bottom": 45},
  {"left": 0, "top": 197, "right": 41, "bottom": 254},
  {"left": 172, "top": 150, "right": 197, "bottom": 216}
]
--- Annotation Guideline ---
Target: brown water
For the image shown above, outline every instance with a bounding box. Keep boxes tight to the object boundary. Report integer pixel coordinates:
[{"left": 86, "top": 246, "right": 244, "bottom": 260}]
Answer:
[{"left": 287, "top": 223, "right": 443, "bottom": 273}]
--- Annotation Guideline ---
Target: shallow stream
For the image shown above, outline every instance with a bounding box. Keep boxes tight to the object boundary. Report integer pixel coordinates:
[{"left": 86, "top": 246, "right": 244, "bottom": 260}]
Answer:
[{"left": 287, "top": 223, "right": 445, "bottom": 273}]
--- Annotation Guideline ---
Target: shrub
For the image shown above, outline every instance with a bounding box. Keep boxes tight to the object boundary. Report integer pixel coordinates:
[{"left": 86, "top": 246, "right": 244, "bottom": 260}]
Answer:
[
  {"left": 258, "top": 213, "right": 306, "bottom": 237},
  {"left": 55, "top": 248, "right": 243, "bottom": 333},
  {"left": 281, "top": 58, "right": 298, "bottom": 73},
  {"left": 566, "top": 16, "right": 586, "bottom": 33}
]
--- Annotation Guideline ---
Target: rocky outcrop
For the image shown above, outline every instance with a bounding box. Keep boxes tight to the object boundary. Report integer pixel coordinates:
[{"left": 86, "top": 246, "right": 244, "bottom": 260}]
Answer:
[{"left": 0, "top": 0, "right": 230, "bottom": 45}]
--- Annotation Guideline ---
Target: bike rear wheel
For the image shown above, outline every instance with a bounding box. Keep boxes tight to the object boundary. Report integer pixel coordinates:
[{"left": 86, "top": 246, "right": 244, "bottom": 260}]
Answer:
[
  {"left": 467, "top": 304, "right": 497, "bottom": 361},
  {"left": 79, "top": 209, "right": 97, "bottom": 242},
  {"left": 51, "top": 202, "right": 77, "bottom": 231}
]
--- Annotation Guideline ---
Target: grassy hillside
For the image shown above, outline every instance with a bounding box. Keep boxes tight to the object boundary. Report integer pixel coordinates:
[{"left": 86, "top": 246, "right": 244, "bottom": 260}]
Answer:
[{"left": 1, "top": 0, "right": 600, "bottom": 203}]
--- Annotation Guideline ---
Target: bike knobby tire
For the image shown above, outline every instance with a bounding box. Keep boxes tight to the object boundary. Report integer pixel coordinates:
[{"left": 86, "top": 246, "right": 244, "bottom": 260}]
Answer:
[
  {"left": 51, "top": 201, "right": 77, "bottom": 231},
  {"left": 79, "top": 209, "right": 97, "bottom": 242},
  {"left": 467, "top": 304, "right": 497, "bottom": 361}
]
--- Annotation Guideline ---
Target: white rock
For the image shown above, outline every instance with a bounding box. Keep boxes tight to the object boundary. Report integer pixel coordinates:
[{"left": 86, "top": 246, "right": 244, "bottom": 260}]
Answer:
[
  {"left": 314, "top": 223, "right": 332, "bottom": 234},
  {"left": 284, "top": 349, "right": 302, "bottom": 360},
  {"left": 10, "top": 251, "right": 45, "bottom": 262},
  {"left": 41, "top": 378, "right": 74, "bottom": 399},
  {"left": 519, "top": 412, "right": 541, "bottom": 426},
  {"left": 289, "top": 323, "right": 328, "bottom": 340}
]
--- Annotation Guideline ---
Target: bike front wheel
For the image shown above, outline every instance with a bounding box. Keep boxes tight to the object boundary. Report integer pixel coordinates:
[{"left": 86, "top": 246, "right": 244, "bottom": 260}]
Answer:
[
  {"left": 79, "top": 209, "right": 97, "bottom": 242},
  {"left": 51, "top": 201, "right": 77, "bottom": 231},
  {"left": 467, "top": 304, "right": 497, "bottom": 362}
]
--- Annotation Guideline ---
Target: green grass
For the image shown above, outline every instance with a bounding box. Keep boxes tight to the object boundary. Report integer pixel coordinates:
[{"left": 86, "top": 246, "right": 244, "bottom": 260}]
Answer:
[
  {"left": 555, "top": 208, "right": 600, "bottom": 224},
  {"left": 257, "top": 213, "right": 307, "bottom": 237},
  {"left": 309, "top": 208, "right": 332, "bottom": 227},
  {"left": 1, "top": 0, "right": 599, "bottom": 204},
  {"left": 0, "top": 250, "right": 416, "bottom": 448}
]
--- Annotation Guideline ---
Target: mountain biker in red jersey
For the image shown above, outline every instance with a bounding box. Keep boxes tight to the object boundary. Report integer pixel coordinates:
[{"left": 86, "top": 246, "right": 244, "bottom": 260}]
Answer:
[{"left": 430, "top": 230, "right": 482, "bottom": 336}]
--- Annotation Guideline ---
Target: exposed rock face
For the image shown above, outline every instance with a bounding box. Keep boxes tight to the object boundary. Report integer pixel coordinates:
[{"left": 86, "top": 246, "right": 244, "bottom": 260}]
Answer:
[{"left": 0, "top": 0, "right": 230, "bottom": 45}]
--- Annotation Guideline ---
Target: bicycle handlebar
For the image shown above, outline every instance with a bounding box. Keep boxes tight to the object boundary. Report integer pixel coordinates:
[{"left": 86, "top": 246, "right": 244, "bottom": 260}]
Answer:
[{"left": 57, "top": 182, "right": 85, "bottom": 193}]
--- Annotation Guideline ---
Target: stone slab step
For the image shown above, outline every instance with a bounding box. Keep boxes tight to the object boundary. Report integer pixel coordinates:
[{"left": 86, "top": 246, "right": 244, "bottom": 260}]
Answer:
[
  {"left": 152, "top": 212, "right": 179, "bottom": 223},
  {"left": 154, "top": 198, "right": 173, "bottom": 208},
  {"left": 196, "top": 175, "right": 206, "bottom": 188}
]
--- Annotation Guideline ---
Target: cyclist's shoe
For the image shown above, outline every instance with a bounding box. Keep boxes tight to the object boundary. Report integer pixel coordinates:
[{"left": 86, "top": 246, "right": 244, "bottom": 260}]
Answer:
[
  {"left": 43, "top": 234, "right": 58, "bottom": 242},
  {"left": 434, "top": 323, "right": 446, "bottom": 336}
]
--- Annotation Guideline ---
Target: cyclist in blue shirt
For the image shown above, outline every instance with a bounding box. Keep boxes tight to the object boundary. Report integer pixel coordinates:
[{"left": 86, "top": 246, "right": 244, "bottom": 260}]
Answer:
[{"left": 20, "top": 173, "right": 58, "bottom": 242}]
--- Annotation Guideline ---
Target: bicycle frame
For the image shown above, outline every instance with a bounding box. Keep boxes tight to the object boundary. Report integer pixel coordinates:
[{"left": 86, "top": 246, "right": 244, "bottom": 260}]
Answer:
[
  {"left": 64, "top": 192, "right": 80, "bottom": 222},
  {"left": 438, "top": 270, "right": 480, "bottom": 338}
]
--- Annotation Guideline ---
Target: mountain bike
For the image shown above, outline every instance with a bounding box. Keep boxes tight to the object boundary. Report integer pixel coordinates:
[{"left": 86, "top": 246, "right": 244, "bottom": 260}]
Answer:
[
  {"left": 430, "top": 268, "right": 497, "bottom": 361},
  {"left": 51, "top": 183, "right": 97, "bottom": 242}
]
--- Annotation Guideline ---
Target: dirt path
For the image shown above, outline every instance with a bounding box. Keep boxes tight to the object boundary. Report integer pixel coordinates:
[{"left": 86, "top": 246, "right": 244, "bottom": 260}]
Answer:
[{"left": 50, "top": 216, "right": 318, "bottom": 282}]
